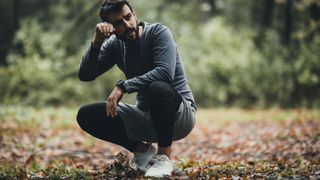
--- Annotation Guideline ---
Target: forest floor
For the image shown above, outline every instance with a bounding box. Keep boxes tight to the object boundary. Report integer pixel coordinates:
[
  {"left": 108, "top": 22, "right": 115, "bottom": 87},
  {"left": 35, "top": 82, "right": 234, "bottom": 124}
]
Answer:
[{"left": 0, "top": 106, "right": 319, "bottom": 179}]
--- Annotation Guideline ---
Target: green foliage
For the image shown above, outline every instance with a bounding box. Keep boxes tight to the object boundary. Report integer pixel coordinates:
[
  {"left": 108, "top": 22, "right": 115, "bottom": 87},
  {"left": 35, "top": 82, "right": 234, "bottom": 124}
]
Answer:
[
  {"left": 294, "top": 36, "right": 320, "bottom": 92},
  {"left": 257, "top": 30, "right": 320, "bottom": 107},
  {"left": 180, "top": 18, "right": 320, "bottom": 108},
  {"left": 0, "top": 163, "right": 90, "bottom": 180},
  {"left": 1, "top": 18, "right": 79, "bottom": 106},
  {"left": 181, "top": 18, "right": 263, "bottom": 107},
  {"left": 0, "top": 17, "right": 123, "bottom": 106},
  {"left": 0, "top": 163, "right": 27, "bottom": 179},
  {"left": 0, "top": 0, "right": 319, "bottom": 107}
]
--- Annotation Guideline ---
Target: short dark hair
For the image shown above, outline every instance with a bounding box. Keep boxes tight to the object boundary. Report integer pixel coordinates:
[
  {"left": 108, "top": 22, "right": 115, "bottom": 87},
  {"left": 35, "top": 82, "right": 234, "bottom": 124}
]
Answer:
[{"left": 100, "top": 0, "right": 133, "bottom": 22}]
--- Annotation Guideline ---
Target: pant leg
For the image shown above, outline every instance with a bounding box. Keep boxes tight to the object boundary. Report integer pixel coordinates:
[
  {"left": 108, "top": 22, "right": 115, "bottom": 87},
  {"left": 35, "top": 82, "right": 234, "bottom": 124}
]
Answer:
[
  {"left": 76, "top": 102, "right": 138, "bottom": 152},
  {"left": 147, "top": 81, "right": 182, "bottom": 147}
]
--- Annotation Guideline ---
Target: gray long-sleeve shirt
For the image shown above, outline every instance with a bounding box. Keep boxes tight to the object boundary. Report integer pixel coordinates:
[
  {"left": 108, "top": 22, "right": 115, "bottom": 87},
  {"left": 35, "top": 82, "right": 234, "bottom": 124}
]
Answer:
[{"left": 79, "top": 22, "right": 196, "bottom": 111}]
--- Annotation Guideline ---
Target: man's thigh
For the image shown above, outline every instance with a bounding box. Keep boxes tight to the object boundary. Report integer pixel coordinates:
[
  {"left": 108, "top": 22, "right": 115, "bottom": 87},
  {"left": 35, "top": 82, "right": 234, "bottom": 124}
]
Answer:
[
  {"left": 117, "top": 103, "right": 157, "bottom": 142},
  {"left": 117, "top": 98, "right": 195, "bottom": 142},
  {"left": 173, "top": 98, "right": 196, "bottom": 141}
]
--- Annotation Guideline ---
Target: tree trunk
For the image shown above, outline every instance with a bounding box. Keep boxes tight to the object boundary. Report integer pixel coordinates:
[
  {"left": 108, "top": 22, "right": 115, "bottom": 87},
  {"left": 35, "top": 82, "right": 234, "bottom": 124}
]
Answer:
[
  {"left": 283, "top": 0, "right": 293, "bottom": 45},
  {"left": 13, "top": 0, "right": 19, "bottom": 29},
  {"left": 208, "top": 0, "right": 216, "bottom": 16},
  {"left": 262, "top": 0, "right": 274, "bottom": 28}
]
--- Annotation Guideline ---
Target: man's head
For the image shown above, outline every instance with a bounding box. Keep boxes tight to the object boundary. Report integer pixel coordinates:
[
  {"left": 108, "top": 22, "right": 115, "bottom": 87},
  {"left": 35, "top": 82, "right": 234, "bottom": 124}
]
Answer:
[{"left": 100, "top": 0, "right": 139, "bottom": 42}]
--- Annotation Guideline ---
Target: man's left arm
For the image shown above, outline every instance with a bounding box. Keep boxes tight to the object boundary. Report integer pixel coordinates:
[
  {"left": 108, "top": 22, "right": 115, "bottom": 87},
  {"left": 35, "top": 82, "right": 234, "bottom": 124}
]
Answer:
[{"left": 124, "top": 25, "right": 177, "bottom": 93}]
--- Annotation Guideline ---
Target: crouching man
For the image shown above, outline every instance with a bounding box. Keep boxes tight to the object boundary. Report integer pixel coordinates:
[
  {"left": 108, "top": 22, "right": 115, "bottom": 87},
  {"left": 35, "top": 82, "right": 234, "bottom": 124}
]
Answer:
[{"left": 77, "top": 0, "right": 196, "bottom": 177}]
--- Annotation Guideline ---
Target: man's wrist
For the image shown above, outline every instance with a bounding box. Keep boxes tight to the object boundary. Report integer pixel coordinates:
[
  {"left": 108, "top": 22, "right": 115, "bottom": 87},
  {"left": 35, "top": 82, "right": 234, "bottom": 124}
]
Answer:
[{"left": 116, "top": 80, "right": 127, "bottom": 93}]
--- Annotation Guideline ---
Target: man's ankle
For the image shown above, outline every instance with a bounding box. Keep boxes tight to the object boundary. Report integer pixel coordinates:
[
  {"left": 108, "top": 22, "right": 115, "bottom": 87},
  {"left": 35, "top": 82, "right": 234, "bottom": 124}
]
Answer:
[
  {"left": 134, "top": 142, "right": 148, "bottom": 153},
  {"left": 157, "top": 145, "right": 172, "bottom": 159}
]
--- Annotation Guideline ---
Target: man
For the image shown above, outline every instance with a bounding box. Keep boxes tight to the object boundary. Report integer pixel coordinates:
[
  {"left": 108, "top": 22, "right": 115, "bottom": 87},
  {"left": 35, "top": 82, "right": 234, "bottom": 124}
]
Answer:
[{"left": 76, "top": 0, "right": 196, "bottom": 177}]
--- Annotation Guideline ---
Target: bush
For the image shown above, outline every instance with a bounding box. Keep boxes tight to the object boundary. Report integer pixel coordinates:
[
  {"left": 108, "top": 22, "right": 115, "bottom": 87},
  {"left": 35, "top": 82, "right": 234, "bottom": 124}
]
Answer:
[
  {"left": 1, "top": 16, "right": 319, "bottom": 108},
  {"left": 0, "top": 18, "right": 122, "bottom": 106},
  {"left": 181, "top": 18, "right": 320, "bottom": 108}
]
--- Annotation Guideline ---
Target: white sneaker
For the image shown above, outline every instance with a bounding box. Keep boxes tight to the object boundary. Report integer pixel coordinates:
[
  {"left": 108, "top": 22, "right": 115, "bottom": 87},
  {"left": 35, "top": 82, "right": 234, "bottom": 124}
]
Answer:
[
  {"left": 130, "top": 144, "right": 157, "bottom": 172},
  {"left": 145, "top": 154, "right": 173, "bottom": 178}
]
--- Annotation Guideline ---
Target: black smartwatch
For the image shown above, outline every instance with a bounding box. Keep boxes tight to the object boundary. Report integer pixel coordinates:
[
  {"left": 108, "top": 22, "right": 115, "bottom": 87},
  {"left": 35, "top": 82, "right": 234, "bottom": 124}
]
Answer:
[{"left": 116, "top": 80, "right": 127, "bottom": 93}]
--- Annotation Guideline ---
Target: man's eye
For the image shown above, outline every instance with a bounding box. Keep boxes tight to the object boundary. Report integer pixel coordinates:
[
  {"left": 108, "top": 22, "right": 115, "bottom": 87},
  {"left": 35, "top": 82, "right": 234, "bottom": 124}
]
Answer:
[
  {"left": 113, "top": 22, "right": 122, "bottom": 27},
  {"left": 125, "top": 14, "right": 132, "bottom": 20}
]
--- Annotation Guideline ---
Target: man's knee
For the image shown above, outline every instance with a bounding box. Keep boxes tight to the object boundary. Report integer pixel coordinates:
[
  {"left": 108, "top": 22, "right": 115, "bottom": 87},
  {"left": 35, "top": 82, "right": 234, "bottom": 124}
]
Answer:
[
  {"left": 147, "top": 81, "right": 182, "bottom": 110},
  {"left": 76, "top": 105, "right": 88, "bottom": 129},
  {"left": 147, "top": 81, "right": 173, "bottom": 99}
]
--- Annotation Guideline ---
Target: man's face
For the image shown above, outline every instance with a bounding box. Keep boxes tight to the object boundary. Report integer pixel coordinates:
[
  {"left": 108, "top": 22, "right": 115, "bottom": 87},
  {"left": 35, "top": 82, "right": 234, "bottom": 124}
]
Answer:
[{"left": 107, "top": 5, "right": 139, "bottom": 42}]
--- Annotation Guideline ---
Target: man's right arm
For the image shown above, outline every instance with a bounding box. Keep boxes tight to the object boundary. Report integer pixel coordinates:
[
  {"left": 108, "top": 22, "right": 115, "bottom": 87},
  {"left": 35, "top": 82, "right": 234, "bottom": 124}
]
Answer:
[{"left": 78, "top": 23, "right": 116, "bottom": 81}]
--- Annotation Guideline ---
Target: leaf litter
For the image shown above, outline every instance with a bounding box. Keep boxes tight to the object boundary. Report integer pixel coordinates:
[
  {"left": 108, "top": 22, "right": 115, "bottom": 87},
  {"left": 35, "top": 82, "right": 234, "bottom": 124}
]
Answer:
[{"left": 0, "top": 108, "right": 319, "bottom": 179}]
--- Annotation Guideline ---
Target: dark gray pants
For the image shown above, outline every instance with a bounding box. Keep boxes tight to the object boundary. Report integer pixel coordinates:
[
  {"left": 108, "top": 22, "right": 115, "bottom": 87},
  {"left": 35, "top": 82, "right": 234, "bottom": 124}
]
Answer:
[{"left": 77, "top": 81, "right": 195, "bottom": 152}]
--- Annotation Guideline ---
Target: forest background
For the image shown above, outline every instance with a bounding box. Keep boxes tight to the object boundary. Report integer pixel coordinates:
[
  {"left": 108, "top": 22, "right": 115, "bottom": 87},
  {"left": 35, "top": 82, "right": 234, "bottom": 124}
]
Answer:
[
  {"left": 1, "top": 0, "right": 320, "bottom": 179},
  {"left": 1, "top": 0, "right": 319, "bottom": 108}
]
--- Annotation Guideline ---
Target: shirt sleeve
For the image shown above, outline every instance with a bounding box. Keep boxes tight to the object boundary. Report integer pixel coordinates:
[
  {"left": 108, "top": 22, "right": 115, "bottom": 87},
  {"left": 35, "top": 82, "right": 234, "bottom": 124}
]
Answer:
[
  {"left": 123, "top": 25, "right": 177, "bottom": 93},
  {"left": 78, "top": 39, "right": 116, "bottom": 81}
]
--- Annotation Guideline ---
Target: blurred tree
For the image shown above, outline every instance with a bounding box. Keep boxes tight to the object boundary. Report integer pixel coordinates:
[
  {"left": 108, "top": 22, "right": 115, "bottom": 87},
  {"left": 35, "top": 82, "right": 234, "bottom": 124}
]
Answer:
[
  {"left": 0, "top": 0, "right": 16, "bottom": 65},
  {"left": 0, "top": 0, "right": 319, "bottom": 107},
  {"left": 0, "top": 0, "right": 54, "bottom": 65}
]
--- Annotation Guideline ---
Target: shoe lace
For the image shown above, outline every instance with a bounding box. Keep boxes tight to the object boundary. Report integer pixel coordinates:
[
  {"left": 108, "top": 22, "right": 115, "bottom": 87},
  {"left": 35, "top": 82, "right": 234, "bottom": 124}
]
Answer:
[{"left": 151, "top": 155, "right": 169, "bottom": 168}]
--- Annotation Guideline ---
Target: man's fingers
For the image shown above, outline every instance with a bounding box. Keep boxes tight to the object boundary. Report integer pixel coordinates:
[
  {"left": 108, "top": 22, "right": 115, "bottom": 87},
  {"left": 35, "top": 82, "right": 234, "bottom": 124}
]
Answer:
[
  {"left": 113, "top": 99, "right": 118, "bottom": 116},
  {"left": 94, "top": 22, "right": 115, "bottom": 45},
  {"left": 106, "top": 102, "right": 110, "bottom": 116},
  {"left": 106, "top": 86, "right": 123, "bottom": 118},
  {"left": 107, "top": 98, "right": 112, "bottom": 117},
  {"left": 98, "top": 23, "right": 114, "bottom": 37},
  {"left": 97, "top": 23, "right": 109, "bottom": 37},
  {"left": 107, "top": 26, "right": 114, "bottom": 34},
  {"left": 102, "top": 25, "right": 109, "bottom": 36},
  {"left": 108, "top": 101, "right": 113, "bottom": 117},
  {"left": 107, "top": 98, "right": 117, "bottom": 118},
  {"left": 107, "top": 100, "right": 114, "bottom": 117},
  {"left": 110, "top": 99, "right": 117, "bottom": 117},
  {"left": 97, "top": 24, "right": 104, "bottom": 34},
  {"left": 104, "top": 22, "right": 115, "bottom": 33}
]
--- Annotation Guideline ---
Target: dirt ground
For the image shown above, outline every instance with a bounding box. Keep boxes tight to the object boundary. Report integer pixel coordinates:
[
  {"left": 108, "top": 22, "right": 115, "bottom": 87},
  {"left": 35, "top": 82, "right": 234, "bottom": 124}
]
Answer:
[{"left": 0, "top": 108, "right": 319, "bottom": 179}]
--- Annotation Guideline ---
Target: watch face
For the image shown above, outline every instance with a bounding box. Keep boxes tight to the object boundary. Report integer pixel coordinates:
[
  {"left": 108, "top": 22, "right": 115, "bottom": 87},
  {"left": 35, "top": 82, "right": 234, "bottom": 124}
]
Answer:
[
  {"left": 117, "top": 80, "right": 124, "bottom": 86},
  {"left": 116, "top": 80, "right": 126, "bottom": 92}
]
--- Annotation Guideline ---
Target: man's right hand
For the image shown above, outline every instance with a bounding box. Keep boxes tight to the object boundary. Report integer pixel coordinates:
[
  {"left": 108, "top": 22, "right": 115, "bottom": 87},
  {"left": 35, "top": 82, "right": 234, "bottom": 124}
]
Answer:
[{"left": 92, "top": 22, "right": 115, "bottom": 45}]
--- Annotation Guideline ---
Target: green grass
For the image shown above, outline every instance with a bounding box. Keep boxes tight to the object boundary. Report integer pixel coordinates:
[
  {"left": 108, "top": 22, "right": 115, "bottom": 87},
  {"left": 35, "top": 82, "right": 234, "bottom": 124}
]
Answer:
[
  {"left": 0, "top": 105, "right": 77, "bottom": 129},
  {"left": 0, "top": 163, "right": 90, "bottom": 179},
  {"left": 1, "top": 105, "right": 319, "bottom": 128},
  {"left": 196, "top": 108, "right": 320, "bottom": 123}
]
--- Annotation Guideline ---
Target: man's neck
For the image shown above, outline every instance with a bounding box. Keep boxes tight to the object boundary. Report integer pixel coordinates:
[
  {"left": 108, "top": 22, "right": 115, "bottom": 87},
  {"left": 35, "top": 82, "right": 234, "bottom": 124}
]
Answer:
[{"left": 138, "top": 25, "right": 143, "bottom": 38}]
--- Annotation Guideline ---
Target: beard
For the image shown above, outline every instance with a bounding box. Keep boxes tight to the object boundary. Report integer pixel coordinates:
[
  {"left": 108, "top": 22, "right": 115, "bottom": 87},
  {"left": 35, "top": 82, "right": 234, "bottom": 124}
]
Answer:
[{"left": 117, "top": 20, "right": 139, "bottom": 42}]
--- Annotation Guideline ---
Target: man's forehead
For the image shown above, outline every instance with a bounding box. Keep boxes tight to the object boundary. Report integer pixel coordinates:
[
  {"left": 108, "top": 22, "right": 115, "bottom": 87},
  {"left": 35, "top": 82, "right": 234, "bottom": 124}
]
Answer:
[{"left": 108, "top": 5, "right": 132, "bottom": 22}]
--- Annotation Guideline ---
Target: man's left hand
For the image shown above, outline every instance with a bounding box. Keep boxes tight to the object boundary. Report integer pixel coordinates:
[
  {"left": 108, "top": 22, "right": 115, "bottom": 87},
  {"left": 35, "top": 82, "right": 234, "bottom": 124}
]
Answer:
[{"left": 106, "top": 86, "right": 124, "bottom": 118}]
